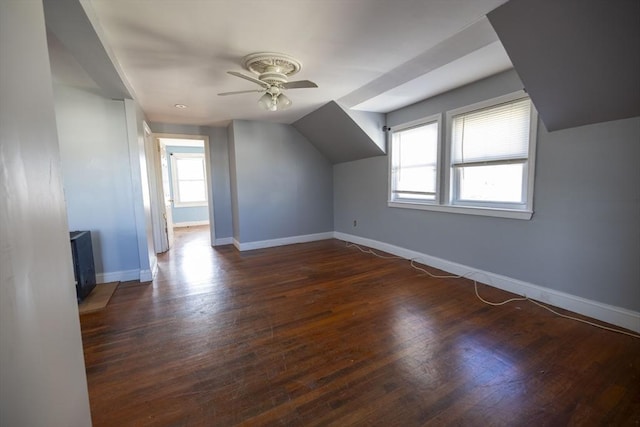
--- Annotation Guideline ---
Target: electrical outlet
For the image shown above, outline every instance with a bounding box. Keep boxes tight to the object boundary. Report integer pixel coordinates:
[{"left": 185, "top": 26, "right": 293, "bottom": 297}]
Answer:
[{"left": 353, "top": 220, "right": 357, "bottom": 227}]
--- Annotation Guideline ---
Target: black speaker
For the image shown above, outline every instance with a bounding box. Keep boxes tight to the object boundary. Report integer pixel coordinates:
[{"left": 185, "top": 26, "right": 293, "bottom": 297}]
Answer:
[{"left": 70, "top": 231, "right": 96, "bottom": 303}]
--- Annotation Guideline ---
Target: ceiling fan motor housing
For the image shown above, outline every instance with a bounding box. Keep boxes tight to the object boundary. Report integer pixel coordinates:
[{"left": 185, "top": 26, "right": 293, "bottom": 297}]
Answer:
[{"left": 260, "top": 71, "right": 288, "bottom": 85}]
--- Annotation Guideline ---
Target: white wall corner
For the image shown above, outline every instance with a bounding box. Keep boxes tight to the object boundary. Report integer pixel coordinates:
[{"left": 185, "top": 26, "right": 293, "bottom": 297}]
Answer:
[
  {"left": 140, "top": 257, "right": 158, "bottom": 282},
  {"left": 214, "top": 237, "right": 234, "bottom": 246},
  {"left": 233, "top": 238, "right": 242, "bottom": 251},
  {"left": 333, "top": 232, "right": 640, "bottom": 333}
]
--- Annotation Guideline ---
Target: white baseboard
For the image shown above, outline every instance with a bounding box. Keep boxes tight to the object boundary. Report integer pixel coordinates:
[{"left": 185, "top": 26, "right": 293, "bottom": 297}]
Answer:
[
  {"left": 139, "top": 257, "right": 158, "bottom": 282},
  {"left": 173, "top": 220, "right": 209, "bottom": 228},
  {"left": 234, "top": 232, "right": 334, "bottom": 252},
  {"left": 98, "top": 266, "right": 157, "bottom": 283},
  {"left": 214, "top": 237, "right": 234, "bottom": 246},
  {"left": 334, "top": 232, "right": 640, "bottom": 333},
  {"left": 96, "top": 269, "right": 139, "bottom": 284}
]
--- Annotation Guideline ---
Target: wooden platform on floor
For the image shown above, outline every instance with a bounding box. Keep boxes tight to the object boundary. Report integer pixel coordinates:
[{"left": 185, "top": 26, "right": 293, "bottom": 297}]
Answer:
[{"left": 78, "top": 282, "right": 119, "bottom": 314}]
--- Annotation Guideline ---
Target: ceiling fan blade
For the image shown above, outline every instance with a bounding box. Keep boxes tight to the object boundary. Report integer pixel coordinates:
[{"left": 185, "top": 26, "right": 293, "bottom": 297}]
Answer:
[
  {"left": 227, "top": 71, "right": 269, "bottom": 88},
  {"left": 218, "top": 89, "right": 265, "bottom": 96},
  {"left": 281, "top": 80, "right": 318, "bottom": 89}
]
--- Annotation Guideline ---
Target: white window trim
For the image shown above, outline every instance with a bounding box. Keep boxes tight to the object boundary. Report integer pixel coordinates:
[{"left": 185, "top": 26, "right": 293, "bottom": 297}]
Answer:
[
  {"left": 387, "top": 90, "right": 537, "bottom": 221},
  {"left": 170, "top": 152, "right": 209, "bottom": 208},
  {"left": 388, "top": 201, "right": 533, "bottom": 220},
  {"left": 387, "top": 113, "right": 443, "bottom": 206}
]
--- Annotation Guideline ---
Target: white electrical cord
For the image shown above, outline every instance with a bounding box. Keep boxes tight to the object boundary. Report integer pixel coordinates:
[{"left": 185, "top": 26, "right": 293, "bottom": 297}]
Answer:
[{"left": 345, "top": 242, "right": 640, "bottom": 339}]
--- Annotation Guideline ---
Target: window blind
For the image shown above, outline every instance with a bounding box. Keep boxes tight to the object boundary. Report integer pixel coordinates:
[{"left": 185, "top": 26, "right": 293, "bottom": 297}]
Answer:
[{"left": 451, "top": 98, "right": 531, "bottom": 164}]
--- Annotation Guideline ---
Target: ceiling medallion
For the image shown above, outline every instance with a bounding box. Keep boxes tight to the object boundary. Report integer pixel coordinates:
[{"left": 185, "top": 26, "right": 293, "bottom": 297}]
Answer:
[{"left": 242, "top": 52, "right": 302, "bottom": 84}]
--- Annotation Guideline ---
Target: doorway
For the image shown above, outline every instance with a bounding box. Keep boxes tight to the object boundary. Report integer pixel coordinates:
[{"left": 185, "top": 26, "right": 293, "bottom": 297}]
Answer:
[{"left": 149, "top": 134, "right": 215, "bottom": 253}]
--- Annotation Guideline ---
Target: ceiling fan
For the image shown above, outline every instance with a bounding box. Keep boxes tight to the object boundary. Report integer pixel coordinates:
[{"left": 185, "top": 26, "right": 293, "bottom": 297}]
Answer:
[{"left": 219, "top": 52, "right": 318, "bottom": 111}]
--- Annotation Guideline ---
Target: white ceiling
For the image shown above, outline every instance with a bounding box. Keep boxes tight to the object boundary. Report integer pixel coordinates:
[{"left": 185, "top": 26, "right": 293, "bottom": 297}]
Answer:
[{"left": 81, "top": 0, "right": 512, "bottom": 126}]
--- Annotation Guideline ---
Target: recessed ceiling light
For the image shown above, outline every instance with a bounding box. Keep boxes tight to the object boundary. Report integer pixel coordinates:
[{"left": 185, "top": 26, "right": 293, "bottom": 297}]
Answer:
[{"left": 174, "top": 104, "right": 188, "bottom": 109}]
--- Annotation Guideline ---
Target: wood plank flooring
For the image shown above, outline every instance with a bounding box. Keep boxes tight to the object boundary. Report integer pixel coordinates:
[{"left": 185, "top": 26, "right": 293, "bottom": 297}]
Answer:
[{"left": 80, "top": 226, "right": 640, "bottom": 426}]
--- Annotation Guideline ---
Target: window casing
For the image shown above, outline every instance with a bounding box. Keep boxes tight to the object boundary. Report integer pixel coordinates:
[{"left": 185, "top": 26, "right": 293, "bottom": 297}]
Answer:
[
  {"left": 170, "top": 152, "right": 208, "bottom": 207},
  {"left": 388, "top": 91, "right": 538, "bottom": 220}
]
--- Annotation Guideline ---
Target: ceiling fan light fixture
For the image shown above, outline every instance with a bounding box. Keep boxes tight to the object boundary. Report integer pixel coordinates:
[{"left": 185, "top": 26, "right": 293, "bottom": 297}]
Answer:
[
  {"left": 258, "top": 92, "right": 291, "bottom": 112},
  {"left": 277, "top": 93, "right": 292, "bottom": 110},
  {"left": 258, "top": 93, "right": 277, "bottom": 111}
]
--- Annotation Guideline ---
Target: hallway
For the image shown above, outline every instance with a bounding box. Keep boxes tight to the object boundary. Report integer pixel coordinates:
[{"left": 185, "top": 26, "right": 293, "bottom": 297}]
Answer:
[{"left": 157, "top": 226, "right": 218, "bottom": 288}]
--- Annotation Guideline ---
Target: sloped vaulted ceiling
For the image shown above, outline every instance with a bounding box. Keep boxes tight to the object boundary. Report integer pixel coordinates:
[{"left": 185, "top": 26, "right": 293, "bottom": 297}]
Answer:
[
  {"left": 488, "top": 0, "right": 640, "bottom": 132},
  {"left": 43, "top": 0, "right": 130, "bottom": 100},
  {"left": 293, "top": 102, "right": 386, "bottom": 164}
]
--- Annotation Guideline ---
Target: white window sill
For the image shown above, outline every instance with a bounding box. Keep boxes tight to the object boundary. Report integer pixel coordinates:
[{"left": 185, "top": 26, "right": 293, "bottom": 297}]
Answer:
[
  {"left": 388, "top": 201, "right": 533, "bottom": 220},
  {"left": 173, "top": 202, "right": 208, "bottom": 208}
]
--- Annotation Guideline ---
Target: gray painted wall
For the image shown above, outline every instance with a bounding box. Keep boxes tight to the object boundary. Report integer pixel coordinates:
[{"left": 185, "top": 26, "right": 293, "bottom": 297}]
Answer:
[
  {"left": 0, "top": 1, "right": 92, "bottom": 425},
  {"left": 149, "top": 123, "right": 233, "bottom": 239},
  {"left": 334, "top": 71, "right": 640, "bottom": 312},
  {"left": 386, "top": 69, "right": 524, "bottom": 128},
  {"left": 54, "top": 84, "right": 141, "bottom": 278},
  {"left": 227, "top": 122, "right": 240, "bottom": 241},
  {"left": 229, "top": 120, "right": 334, "bottom": 243},
  {"left": 210, "top": 126, "right": 233, "bottom": 239}
]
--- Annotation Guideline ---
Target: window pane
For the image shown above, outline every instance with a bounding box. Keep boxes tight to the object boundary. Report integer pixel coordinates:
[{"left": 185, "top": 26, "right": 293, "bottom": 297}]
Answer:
[
  {"left": 396, "top": 166, "right": 437, "bottom": 193},
  {"left": 452, "top": 98, "right": 531, "bottom": 163},
  {"left": 178, "top": 181, "right": 206, "bottom": 203},
  {"left": 396, "top": 124, "right": 438, "bottom": 166},
  {"left": 176, "top": 158, "right": 205, "bottom": 180},
  {"left": 457, "top": 164, "right": 524, "bottom": 202},
  {"left": 392, "top": 121, "right": 438, "bottom": 200}
]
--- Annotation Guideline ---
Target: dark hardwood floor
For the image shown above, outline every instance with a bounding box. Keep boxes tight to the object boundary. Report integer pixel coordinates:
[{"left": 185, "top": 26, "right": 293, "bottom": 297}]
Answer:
[{"left": 80, "top": 226, "right": 640, "bottom": 426}]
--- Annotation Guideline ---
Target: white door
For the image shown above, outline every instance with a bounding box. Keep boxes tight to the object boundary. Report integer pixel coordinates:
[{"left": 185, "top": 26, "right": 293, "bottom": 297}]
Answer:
[
  {"left": 160, "top": 144, "right": 174, "bottom": 248},
  {"left": 144, "top": 124, "right": 165, "bottom": 254}
]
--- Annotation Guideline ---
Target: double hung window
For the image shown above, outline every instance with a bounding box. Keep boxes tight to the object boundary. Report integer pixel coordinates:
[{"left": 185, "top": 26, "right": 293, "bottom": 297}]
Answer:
[
  {"left": 170, "top": 153, "right": 208, "bottom": 207},
  {"left": 449, "top": 95, "right": 534, "bottom": 209},
  {"left": 388, "top": 91, "right": 537, "bottom": 219},
  {"left": 389, "top": 115, "right": 441, "bottom": 203}
]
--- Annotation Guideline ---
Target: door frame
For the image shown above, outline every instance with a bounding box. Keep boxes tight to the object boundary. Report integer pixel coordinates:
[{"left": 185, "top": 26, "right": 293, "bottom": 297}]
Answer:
[
  {"left": 144, "top": 123, "right": 166, "bottom": 254},
  {"left": 149, "top": 133, "right": 215, "bottom": 251}
]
